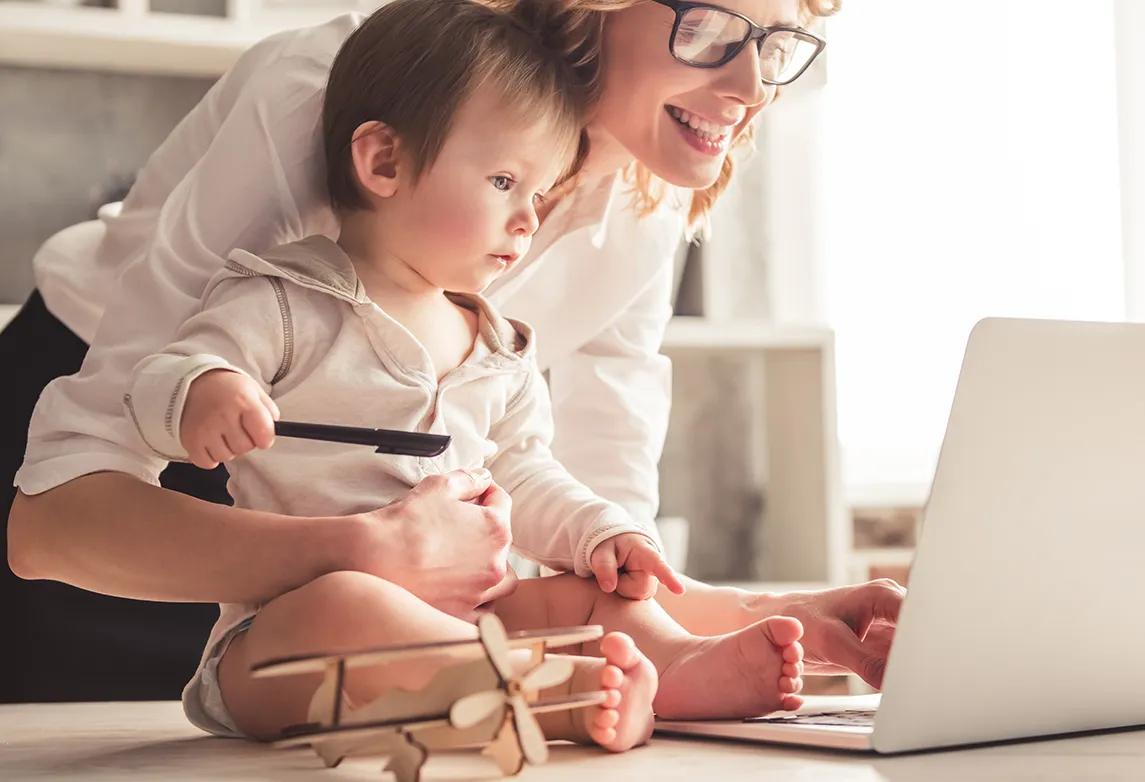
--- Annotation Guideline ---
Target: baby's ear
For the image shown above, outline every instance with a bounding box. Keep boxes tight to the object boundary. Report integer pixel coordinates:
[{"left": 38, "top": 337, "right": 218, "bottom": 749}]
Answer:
[{"left": 350, "top": 120, "right": 403, "bottom": 200}]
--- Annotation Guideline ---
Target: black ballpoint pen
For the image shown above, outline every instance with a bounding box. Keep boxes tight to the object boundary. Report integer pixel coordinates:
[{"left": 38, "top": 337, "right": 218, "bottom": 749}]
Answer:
[{"left": 273, "top": 421, "right": 450, "bottom": 457}]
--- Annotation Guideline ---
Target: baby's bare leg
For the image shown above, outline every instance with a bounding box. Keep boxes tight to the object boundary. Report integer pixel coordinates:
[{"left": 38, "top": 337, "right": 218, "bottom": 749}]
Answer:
[
  {"left": 217, "top": 571, "right": 477, "bottom": 739},
  {"left": 493, "top": 574, "right": 805, "bottom": 720},
  {"left": 215, "top": 570, "right": 637, "bottom": 747}
]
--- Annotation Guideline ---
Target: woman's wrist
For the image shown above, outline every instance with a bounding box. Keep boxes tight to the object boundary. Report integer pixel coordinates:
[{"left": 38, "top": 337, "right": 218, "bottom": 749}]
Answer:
[
  {"left": 738, "top": 589, "right": 782, "bottom": 623},
  {"left": 324, "top": 507, "right": 399, "bottom": 580}
]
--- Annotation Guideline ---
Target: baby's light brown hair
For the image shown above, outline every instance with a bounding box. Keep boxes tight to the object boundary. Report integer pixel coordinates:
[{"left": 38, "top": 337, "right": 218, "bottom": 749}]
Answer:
[{"left": 323, "top": 0, "right": 594, "bottom": 213}]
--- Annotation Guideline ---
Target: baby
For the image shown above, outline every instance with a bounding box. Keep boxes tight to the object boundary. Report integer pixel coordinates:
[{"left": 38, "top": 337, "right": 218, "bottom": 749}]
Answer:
[{"left": 125, "top": 0, "right": 805, "bottom": 752}]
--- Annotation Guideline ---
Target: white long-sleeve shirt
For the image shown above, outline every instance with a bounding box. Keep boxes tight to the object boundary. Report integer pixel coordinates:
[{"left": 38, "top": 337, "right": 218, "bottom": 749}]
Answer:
[
  {"left": 126, "top": 236, "right": 657, "bottom": 681},
  {"left": 16, "top": 13, "right": 685, "bottom": 544}
]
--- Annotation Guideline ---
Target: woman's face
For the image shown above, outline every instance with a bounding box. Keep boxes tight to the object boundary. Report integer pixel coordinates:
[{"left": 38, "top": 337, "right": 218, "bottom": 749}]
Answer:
[{"left": 597, "top": 0, "right": 801, "bottom": 188}]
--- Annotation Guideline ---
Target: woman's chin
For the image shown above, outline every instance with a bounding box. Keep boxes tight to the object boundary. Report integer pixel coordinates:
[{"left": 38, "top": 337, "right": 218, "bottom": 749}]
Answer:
[{"left": 652, "top": 158, "right": 726, "bottom": 191}]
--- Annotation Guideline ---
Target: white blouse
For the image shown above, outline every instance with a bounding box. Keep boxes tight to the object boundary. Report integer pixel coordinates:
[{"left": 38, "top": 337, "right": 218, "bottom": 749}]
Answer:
[{"left": 17, "top": 13, "right": 686, "bottom": 540}]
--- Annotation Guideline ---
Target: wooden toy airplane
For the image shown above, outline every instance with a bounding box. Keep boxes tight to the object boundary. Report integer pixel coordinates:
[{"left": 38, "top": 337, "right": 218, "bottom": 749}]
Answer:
[{"left": 251, "top": 614, "right": 608, "bottom": 782}]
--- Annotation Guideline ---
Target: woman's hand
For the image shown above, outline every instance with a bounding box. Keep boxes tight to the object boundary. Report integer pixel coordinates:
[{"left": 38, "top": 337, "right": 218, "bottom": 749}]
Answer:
[
  {"left": 763, "top": 579, "right": 906, "bottom": 689},
  {"left": 180, "top": 369, "right": 279, "bottom": 469},
  {"left": 348, "top": 468, "right": 518, "bottom": 621}
]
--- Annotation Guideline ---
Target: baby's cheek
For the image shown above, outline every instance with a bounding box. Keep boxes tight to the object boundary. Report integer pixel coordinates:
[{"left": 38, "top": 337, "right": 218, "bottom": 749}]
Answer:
[{"left": 435, "top": 207, "right": 481, "bottom": 246}]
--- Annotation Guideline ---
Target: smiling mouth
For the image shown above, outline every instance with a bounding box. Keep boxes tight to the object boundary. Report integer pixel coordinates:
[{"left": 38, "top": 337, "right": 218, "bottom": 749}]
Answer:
[{"left": 666, "top": 105, "right": 737, "bottom": 146}]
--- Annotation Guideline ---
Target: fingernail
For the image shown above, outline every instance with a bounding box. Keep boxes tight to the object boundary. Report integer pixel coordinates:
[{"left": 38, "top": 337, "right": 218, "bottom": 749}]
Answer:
[{"left": 469, "top": 467, "right": 491, "bottom": 482}]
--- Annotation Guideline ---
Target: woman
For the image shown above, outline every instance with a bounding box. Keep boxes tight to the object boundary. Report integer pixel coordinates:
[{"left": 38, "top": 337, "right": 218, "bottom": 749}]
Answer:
[{"left": 4, "top": 0, "right": 902, "bottom": 704}]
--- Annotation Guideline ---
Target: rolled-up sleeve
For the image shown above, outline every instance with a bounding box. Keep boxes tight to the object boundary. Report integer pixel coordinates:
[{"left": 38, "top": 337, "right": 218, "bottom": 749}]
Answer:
[{"left": 15, "top": 52, "right": 330, "bottom": 494}]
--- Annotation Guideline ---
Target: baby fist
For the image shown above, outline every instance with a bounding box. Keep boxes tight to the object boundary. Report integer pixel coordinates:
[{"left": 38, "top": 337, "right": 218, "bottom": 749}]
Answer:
[{"left": 180, "top": 369, "right": 279, "bottom": 469}]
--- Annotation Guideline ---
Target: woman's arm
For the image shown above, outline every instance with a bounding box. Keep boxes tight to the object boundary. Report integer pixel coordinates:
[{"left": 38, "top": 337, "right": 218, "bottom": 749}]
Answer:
[
  {"left": 8, "top": 472, "right": 356, "bottom": 604},
  {"left": 545, "top": 248, "right": 677, "bottom": 549},
  {"left": 654, "top": 575, "right": 766, "bottom": 635},
  {"left": 8, "top": 468, "right": 518, "bottom": 617},
  {"left": 657, "top": 575, "right": 906, "bottom": 689}
]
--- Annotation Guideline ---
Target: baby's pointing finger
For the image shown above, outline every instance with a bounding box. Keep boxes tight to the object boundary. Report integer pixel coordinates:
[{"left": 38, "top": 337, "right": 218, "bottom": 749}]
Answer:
[{"left": 631, "top": 547, "right": 686, "bottom": 595}]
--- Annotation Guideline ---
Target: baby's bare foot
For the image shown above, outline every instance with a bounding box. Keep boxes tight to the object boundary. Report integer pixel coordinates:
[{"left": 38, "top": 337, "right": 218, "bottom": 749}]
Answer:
[
  {"left": 577, "top": 632, "right": 657, "bottom": 752},
  {"left": 654, "top": 616, "right": 805, "bottom": 720}
]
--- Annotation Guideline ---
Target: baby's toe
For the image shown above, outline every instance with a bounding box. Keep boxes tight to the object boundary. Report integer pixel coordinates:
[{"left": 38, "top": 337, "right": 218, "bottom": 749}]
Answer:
[
  {"left": 593, "top": 709, "right": 620, "bottom": 731},
  {"left": 589, "top": 725, "right": 618, "bottom": 746},
  {"left": 762, "top": 616, "right": 804, "bottom": 648},
  {"left": 599, "top": 632, "right": 641, "bottom": 670},
  {"left": 600, "top": 664, "right": 624, "bottom": 690},
  {"left": 780, "top": 694, "right": 805, "bottom": 711},
  {"left": 774, "top": 677, "right": 801, "bottom": 696},
  {"left": 782, "top": 641, "right": 804, "bottom": 664}
]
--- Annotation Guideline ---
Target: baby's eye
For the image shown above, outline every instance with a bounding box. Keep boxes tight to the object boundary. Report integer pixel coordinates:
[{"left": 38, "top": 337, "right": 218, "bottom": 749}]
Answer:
[{"left": 490, "top": 175, "right": 514, "bottom": 192}]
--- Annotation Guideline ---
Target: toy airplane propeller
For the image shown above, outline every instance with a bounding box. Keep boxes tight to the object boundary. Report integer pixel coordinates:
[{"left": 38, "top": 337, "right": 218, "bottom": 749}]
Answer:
[{"left": 450, "top": 614, "right": 576, "bottom": 772}]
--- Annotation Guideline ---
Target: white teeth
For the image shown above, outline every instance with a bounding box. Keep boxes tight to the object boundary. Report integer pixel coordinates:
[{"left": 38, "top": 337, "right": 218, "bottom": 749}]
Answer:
[{"left": 668, "top": 105, "right": 731, "bottom": 140}]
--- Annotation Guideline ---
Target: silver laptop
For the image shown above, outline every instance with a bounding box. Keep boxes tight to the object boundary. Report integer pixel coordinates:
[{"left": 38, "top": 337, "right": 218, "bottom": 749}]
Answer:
[{"left": 657, "top": 317, "right": 1145, "bottom": 753}]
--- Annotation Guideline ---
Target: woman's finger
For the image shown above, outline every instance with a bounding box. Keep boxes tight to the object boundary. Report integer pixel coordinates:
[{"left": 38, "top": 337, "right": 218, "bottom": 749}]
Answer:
[
  {"left": 856, "top": 580, "right": 906, "bottom": 625},
  {"left": 822, "top": 621, "right": 888, "bottom": 689},
  {"left": 414, "top": 468, "right": 492, "bottom": 502}
]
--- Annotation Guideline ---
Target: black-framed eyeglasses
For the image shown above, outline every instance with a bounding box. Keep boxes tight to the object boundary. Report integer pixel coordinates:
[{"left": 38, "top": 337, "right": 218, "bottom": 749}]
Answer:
[{"left": 652, "top": 0, "right": 827, "bottom": 86}]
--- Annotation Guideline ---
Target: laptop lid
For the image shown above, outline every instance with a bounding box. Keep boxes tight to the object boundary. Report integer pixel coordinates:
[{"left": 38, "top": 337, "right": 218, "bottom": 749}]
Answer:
[{"left": 872, "top": 318, "right": 1145, "bottom": 753}]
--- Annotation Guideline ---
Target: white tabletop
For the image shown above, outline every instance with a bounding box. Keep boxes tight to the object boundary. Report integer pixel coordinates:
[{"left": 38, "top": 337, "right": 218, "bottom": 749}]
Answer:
[{"left": 4, "top": 697, "right": 1145, "bottom": 781}]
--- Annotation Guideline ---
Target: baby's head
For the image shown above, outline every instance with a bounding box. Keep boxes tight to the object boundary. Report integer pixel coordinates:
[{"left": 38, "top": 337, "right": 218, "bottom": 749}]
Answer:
[{"left": 323, "top": 0, "right": 591, "bottom": 294}]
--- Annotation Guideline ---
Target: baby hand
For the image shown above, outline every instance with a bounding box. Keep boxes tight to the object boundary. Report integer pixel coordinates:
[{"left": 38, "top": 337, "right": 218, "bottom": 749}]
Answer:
[
  {"left": 180, "top": 369, "right": 280, "bottom": 469},
  {"left": 589, "top": 532, "right": 686, "bottom": 600}
]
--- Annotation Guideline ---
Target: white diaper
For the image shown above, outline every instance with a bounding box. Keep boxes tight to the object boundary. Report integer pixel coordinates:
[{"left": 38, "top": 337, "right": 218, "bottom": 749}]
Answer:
[{"left": 182, "top": 615, "right": 256, "bottom": 738}]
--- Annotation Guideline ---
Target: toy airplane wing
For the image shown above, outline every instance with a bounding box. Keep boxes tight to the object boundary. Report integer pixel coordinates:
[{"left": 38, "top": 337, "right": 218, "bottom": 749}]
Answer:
[{"left": 251, "top": 624, "right": 604, "bottom": 679}]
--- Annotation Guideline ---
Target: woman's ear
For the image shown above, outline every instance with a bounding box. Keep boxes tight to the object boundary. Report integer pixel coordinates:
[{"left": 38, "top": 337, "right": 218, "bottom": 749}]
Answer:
[{"left": 350, "top": 121, "right": 402, "bottom": 200}]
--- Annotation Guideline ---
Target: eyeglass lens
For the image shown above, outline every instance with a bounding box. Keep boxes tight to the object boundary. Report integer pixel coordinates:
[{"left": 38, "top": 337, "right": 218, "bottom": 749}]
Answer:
[{"left": 674, "top": 8, "right": 819, "bottom": 83}]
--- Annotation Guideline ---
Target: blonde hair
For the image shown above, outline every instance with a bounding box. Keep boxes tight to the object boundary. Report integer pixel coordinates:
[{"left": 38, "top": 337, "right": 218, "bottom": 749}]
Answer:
[{"left": 481, "top": 0, "right": 841, "bottom": 234}]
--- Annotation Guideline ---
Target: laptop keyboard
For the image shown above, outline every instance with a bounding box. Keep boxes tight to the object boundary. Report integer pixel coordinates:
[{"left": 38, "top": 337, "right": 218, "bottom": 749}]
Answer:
[{"left": 745, "top": 709, "right": 877, "bottom": 728}]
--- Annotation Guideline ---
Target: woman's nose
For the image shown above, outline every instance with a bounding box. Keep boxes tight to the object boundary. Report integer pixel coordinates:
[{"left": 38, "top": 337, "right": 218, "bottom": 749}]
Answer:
[{"left": 718, "top": 42, "right": 769, "bottom": 108}]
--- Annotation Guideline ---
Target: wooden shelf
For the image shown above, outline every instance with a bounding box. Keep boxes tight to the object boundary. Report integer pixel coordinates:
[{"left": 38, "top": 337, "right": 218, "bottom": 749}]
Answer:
[
  {"left": 0, "top": 2, "right": 342, "bottom": 77},
  {"left": 845, "top": 481, "right": 931, "bottom": 510},
  {"left": 663, "top": 317, "right": 833, "bottom": 351}
]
